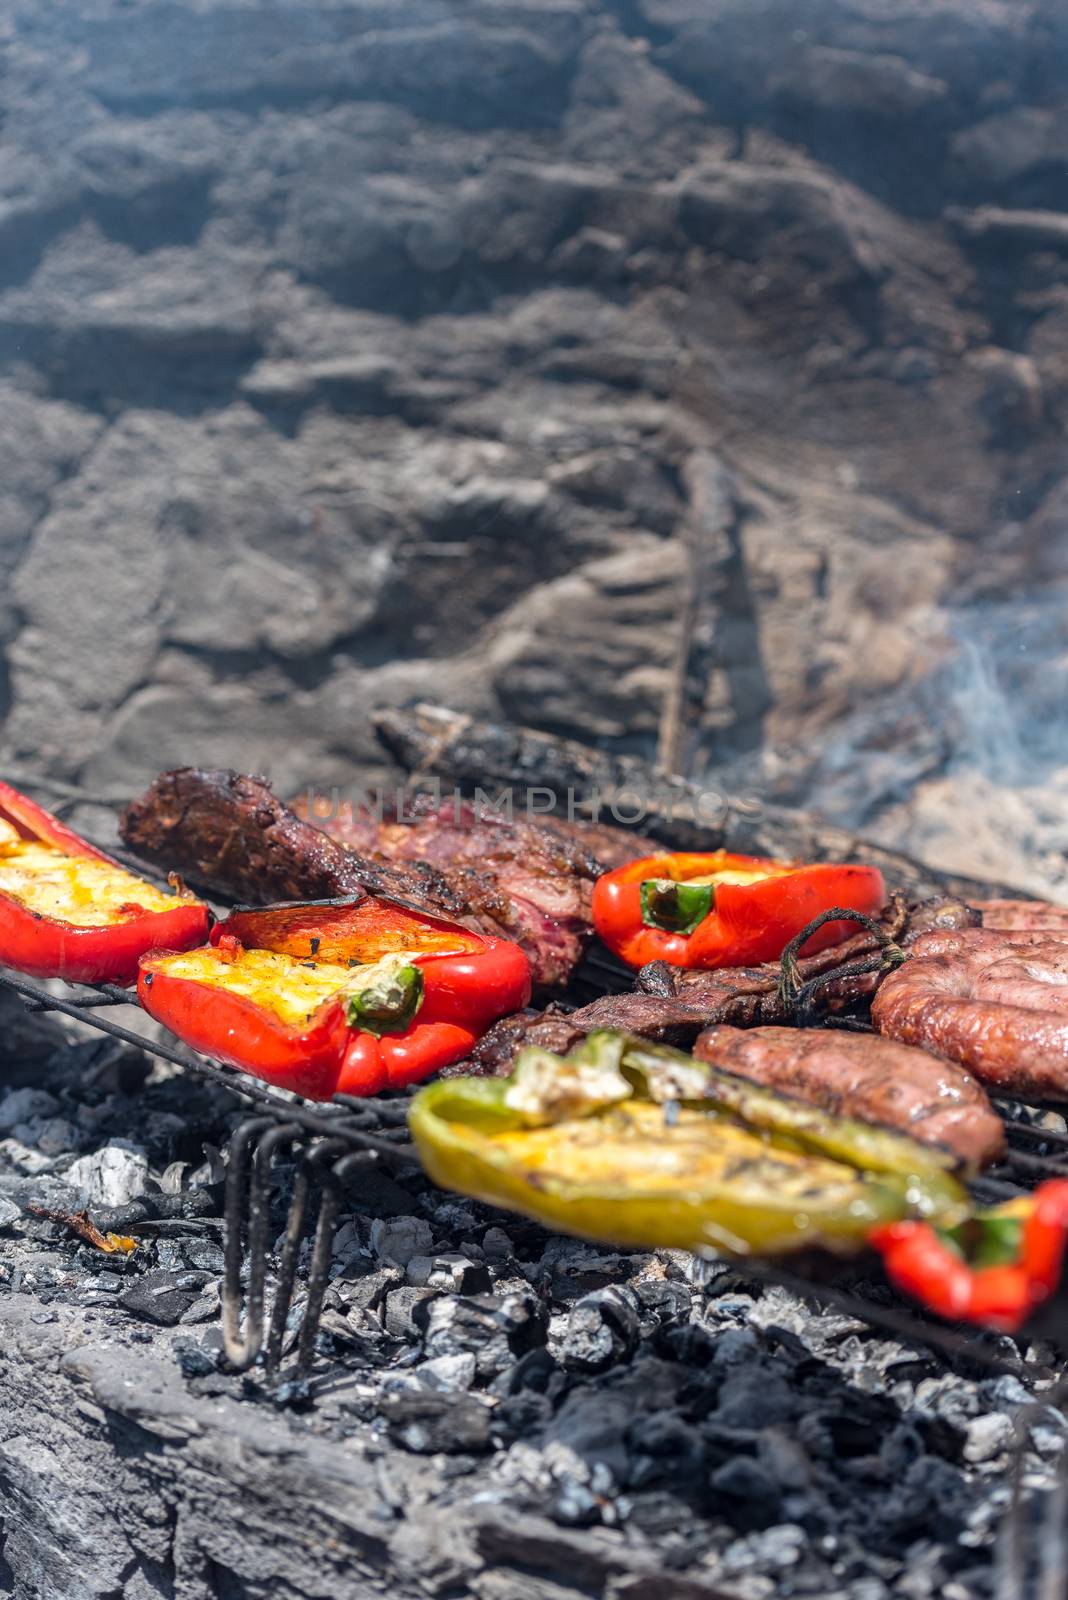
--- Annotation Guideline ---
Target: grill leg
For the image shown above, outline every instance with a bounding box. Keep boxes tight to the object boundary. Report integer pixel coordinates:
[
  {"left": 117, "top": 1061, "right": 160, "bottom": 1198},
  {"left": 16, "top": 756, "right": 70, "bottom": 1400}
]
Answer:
[{"left": 293, "top": 1148, "right": 377, "bottom": 1379}]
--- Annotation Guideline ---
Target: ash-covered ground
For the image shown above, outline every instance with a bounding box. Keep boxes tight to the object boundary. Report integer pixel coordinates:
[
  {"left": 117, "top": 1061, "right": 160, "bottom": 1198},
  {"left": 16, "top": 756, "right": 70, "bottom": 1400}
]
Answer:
[{"left": 0, "top": 989, "right": 1064, "bottom": 1600}]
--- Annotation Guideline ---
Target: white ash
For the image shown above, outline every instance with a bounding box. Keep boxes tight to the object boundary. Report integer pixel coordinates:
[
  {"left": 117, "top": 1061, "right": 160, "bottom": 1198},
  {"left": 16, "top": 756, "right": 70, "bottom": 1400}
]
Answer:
[{"left": 66, "top": 1140, "right": 151, "bottom": 1207}]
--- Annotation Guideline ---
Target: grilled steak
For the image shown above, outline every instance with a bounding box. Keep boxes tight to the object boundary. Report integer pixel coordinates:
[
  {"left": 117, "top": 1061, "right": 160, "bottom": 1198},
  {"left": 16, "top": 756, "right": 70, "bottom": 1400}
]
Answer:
[
  {"left": 120, "top": 768, "right": 465, "bottom": 912},
  {"left": 299, "top": 793, "right": 601, "bottom": 988},
  {"left": 122, "top": 770, "right": 601, "bottom": 988},
  {"left": 693, "top": 1025, "right": 1004, "bottom": 1169},
  {"left": 973, "top": 898, "right": 1068, "bottom": 932},
  {"left": 536, "top": 815, "right": 659, "bottom": 869},
  {"left": 448, "top": 987, "right": 729, "bottom": 1077},
  {"left": 873, "top": 928, "right": 1068, "bottom": 1099}
]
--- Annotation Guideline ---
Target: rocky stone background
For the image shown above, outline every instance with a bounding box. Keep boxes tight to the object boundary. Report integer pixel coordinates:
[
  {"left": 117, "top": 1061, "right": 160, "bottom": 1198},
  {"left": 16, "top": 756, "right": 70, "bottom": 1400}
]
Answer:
[{"left": 0, "top": 0, "right": 1066, "bottom": 891}]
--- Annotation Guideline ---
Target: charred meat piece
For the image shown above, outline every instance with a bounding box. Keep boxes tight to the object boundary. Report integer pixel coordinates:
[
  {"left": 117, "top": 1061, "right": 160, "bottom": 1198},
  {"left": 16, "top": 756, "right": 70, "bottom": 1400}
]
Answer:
[
  {"left": 693, "top": 1025, "right": 1004, "bottom": 1169},
  {"left": 450, "top": 988, "right": 742, "bottom": 1077},
  {"left": 303, "top": 794, "right": 601, "bottom": 989},
  {"left": 122, "top": 771, "right": 599, "bottom": 988},
  {"left": 535, "top": 815, "right": 659, "bottom": 870},
  {"left": 641, "top": 895, "right": 981, "bottom": 1020},
  {"left": 443, "top": 1007, "right": 589, "bottom": 1076},
  {"left": 872, "top": 928, "right": 1068, "bottom": 1100},
  {"left": 120, "top": 768, "right": 465, "bottom": 913},
  {"left": 974, "top": 898, "right": 1068, "bottom": 932},
  {"left": 453, "top": 895, "right": 986, "bottom": 1078}
]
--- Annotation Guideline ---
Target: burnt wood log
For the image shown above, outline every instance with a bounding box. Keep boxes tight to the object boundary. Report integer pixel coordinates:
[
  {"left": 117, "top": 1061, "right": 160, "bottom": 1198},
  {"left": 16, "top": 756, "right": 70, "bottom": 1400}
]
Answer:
[{"left": 374, "top": 705, "right": 1031, "bottom": 903}]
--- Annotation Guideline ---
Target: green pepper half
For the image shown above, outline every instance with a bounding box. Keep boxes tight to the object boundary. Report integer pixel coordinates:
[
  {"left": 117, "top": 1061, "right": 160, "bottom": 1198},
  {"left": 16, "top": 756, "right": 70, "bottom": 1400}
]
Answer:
[{"left": 408, "top": 1030, "right": 968, "bottom": 1259}]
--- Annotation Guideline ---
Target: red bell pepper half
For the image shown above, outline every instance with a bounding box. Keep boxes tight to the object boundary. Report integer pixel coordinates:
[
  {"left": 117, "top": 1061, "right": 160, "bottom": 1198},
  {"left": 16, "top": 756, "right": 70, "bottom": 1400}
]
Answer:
[
  {"left": 592, "top": 849, "right": 886, "bottom": 970},
  {"left": 137, "top": 896, "right": 532, "bottom": 1100},
  {"left": 0, "top": 778, "right": 210, "bottom": 985},
  {"left": 870, "top": 1180, "right": 1068, "bottom": 1333}
]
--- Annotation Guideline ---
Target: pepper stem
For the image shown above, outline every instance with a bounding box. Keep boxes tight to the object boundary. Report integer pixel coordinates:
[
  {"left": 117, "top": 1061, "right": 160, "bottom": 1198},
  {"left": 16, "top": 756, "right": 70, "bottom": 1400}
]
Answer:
[
  {"left": 639, "top": 878, "right": 714, "bottom": 935},
  {"left": 345, "top": 962, "right": 424, "bottom": 1036}
]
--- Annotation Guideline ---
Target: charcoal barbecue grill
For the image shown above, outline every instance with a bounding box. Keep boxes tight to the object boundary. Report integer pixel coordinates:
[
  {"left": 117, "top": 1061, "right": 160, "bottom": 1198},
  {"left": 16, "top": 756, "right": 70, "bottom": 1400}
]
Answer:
[
  {"left": 3, "top": 779, "right": 1068, "bottom": 1388},
  {"left": 4, "top": 766, "right": 1068, "bottom": 1598}
]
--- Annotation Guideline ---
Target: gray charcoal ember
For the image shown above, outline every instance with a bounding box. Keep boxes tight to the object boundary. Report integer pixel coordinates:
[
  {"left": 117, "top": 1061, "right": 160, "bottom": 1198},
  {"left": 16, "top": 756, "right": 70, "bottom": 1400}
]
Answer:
[
  {"left": 20, "top": 1116, "right": 84, "bottom": 1156},
  {"left": 179, "top": 1283, "right": 221, "bottom": 1324},
  {"left": 488, "top": 1345, "right": 562, "bottom": 1400},
  {"left": 380, "top": 1388, "right": 493, "bottom": 1454},
  {"left": 490, "top": 1388, "right": 554, "bottom": 1448},
  {"left": 427, "top": 1200, "right": 479, "bottom": 1233},
  {"left": 1029, "top": 1409, "right": 1068, "bottom": 1456},
  {"left": 154, "top": 1239, "right": 188, "bottom": 1273},
  {"left": 756, "top": 1427, "right": 813, "bottom": 1494},
  {"left": 0, "top": 1195, "right": 20, "bottom": 1228},
  {"left": 913, "top": 1375, "right": 981, "bottom": 1430},
  {"left": 0, "top": 1088, "right": 61, "bottom": 1131},
  {"left": 627, "top": 1413, "right": 704, "bottom": 1490},
  {"left": 66, "top": 1140, "right": 150, "bottom": 1206},
  {"left": 710, "top": 1327, "right": 761, "bottom": 1368},
  {"left": 710, "top": 1457, "right": 783, "bottom": 1529},
  {"left": 0, "top": 1138, "right": 54, "bottom": 1176},
  {"left": 559, "top": 1286, "right": 641, "bottom": 1373},
  {"left": 370, "top": 1215, "right": 434, "bottom": 1266},
  {"left": 346, "top": 1166, "right": 422, "bottom": 1219},
  {"left": 721, "top": 1523, "right": 806, "bottom": 1573},
  {"left": 416, "top": 1352, "right": 477, "bottom": 1392},
  {"left": 962, "top": 1412, "right": 1015, "bottom": 1464},
  {"left": 406, "top": 1253, "right": 493, "bottom": 1294},
  {"left": 713, "top": 1368, "right": 799, "bottom": 1433},
  {"left": 633, "top": 1277, "right": 692, "bottom": 1332},
  {"left": 183, "top": 1238, "right": 224, "bottom": 1274},
  {"left": 383, "top": 1286, "right": 440, "bottom": 1341},
  {"left": 119, "top": 1269, "right": 211, "bottom": 1326},
  {"left": 422, "top": 1290, "right": 548, "bottom": 1380},
  {"left": 978, "top": 1374, "right": 1031, "bottom": 1410},
  {"left": 158, "top": 1160, "right": 191, "bottom": 1195},
  {"left": 333, "top": 1264, "right": 403, "bottom": 1314},
  {"left": 78, "top": 1273, "right": 124, "bottom": 1295},
  {"left": 481, "top": 1227, "right": 514, "bottom": 1260},
  {"left": 548, "top": 1387, "right": 632, "bottom": 1491},
  {"left": 330, "top": 1218, "right": 362, "bottom": 1260},
  {"left": 0, "top": 994, "right": 68, "bottom": 1081},
  {"left": 318, "top": 1308, "right": 363, "bottom": 1344},
  {"left": 551, "top": 1477, "right": 601, "bottom": 1527}
]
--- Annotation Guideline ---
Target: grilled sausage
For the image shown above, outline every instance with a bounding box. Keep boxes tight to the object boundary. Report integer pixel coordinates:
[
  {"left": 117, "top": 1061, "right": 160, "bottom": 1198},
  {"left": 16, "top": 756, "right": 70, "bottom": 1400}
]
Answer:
[
  {"left": 692, "top": 1024, "right": 1004, "bottom": 1170},
  {"left": 873, "top": 929, "right": 1068, "bottom": 1100}
]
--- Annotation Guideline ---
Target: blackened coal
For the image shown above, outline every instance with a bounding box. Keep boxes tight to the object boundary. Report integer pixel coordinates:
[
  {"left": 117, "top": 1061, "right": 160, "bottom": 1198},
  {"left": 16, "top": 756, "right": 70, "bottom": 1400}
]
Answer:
[{"left": 0, "top": 1005, "right": 1063, "bottom": 1600}]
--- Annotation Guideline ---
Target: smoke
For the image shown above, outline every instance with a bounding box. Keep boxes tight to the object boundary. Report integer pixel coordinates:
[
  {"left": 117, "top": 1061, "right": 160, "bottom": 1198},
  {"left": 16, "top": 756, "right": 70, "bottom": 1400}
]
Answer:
[{"left": 758, "top": 586, "right": 1068, "bottom": 898}]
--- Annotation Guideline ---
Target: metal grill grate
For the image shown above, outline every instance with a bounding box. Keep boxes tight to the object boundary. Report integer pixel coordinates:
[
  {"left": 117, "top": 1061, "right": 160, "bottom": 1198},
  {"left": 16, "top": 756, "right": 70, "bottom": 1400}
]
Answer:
[
  {"left": 3, "top": 960, "right": 1067, "bottom": 1387},
  {"left": 2, "top": 780, "right": 1067, "bottom": 1386}
]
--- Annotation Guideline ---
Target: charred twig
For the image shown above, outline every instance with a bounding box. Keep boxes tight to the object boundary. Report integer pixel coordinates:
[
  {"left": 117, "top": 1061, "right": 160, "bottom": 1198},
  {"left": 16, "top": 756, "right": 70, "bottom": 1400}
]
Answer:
[{"left": 777, "top": 907, "right": 906, "bottom": 1025}]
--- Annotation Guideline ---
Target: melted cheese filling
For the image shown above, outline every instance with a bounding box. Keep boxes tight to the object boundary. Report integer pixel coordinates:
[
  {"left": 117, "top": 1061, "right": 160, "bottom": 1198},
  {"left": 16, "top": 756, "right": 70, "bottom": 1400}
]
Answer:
[
  {"left": 0, "top": 837, "right": 177, "bottom": 927},
  {"left": 151, "top": 946, "right": 421, "bottom": 1028},
  {"left": 684, "top": 866, "right": 790, "bottom": 888}
]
